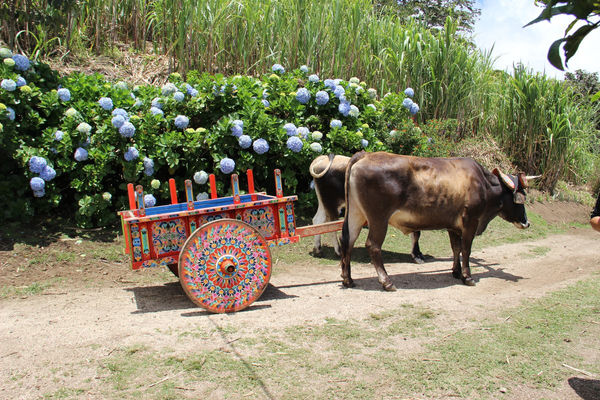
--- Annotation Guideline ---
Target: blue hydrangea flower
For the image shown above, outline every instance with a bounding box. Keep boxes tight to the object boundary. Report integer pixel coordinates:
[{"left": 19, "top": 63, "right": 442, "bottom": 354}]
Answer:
[
  {"left": 12, "top": 54, "right": 30, "bottom": 71},
  {"left": 355, "top": 86, "right": 364, "bottom": 94},
  {"left": 144, "top": 194, "right": 156, "bottom": 207},
  {"left": 232, "top": 119, "right": 243, "bottom": 128},
  {"left": 238, "top": 135, "right": 252, "bottom": 149},
  {"left": 330, "top": 119, "right": 342, "bottom": 129},
  {"left": 189, "top": 88, "right": 198, "bottom": 97},
  {"left": 368, "top": 88, "right": 377, "bottom": 99},
  {"left": 262, "top": 99, "right": 270, "bottom": 107},
  {"left": 262, "top": 89, "right": 269, "bottom": 99},
  {"left": 57, "top": 88, "right": 70, "bottom": 101},
  {"left": 134, "top": 100, "right": 143, "bottom": 108},
  {"left": 112, "top": 108, "right": 128, "bottom": 119},
  {"left": 193, "top": 170, "right": 209, "bottom": 184},
  {"left": 1, "top": 79, "right": 16, "bottom": 91},
  {"left": 220, "top": 157, "right": 235, "bottom": 174},
  {"left": 112, "top": 115, "right": 125, "bottom": 129},
  {"left": 196, "top": 192, "right": 209, "bottom": 201},
  {"left": 174, "top": 115, "right": 189, "bottom": 130},
  {"left": 161, "top": 82, "right": 177, "bottom": 95},
  {"left": 151, "top": 98, "right": 163, "bottom": 109},
  {"left": 286, "top": 136, "right": 303, "bottom": 153},
  {"left": 300, "top": 65, "right": 309, "bottom": 73},
  {"left": 80, "top": 136, "right": 91, "bottom": 147},
  {"left": 367, "top": 103, "right": 377, "bottom": 110},
  {"left": 30, "top": 177, "right": 45, "bottom": 191},
  {"left": 404, "top": 87, "right": 415, "bottom": 98},
  {"left": 98, "top": 97, "right": 113, "bottom": 111},
  {"left": 315, "top": 90, "right": 329, "bottom": 106},
  {"left": 143, "top": 157, "right": 154, "bottom": 169},
  {"left": 324, "top": 79, "right": 336, "bottom": 90},
  {"left": 231, "top": 121, "right": 243, "bottom": 137},
  {"left": 29, "top": 156, "right": 47, "bottom": 173},
  {"left": 76, "top": 122, "right": 92, "bottom": 134},
  {"left": 284, "top": 123, "right": 297, "bottom": 136},
  {"left": 334, "top": 79, "right": 342, "bottom": 85},
  {"left": 54, "top": 130, "right": 64, "bottom": 141},
  {"left": 40, "top": 165, "right": 56, "bottom": 181},
  {"left": 6, "top": 107, "right": 15, "bottom": 121},
  {"left": 297, "top": 127, "right": 309, "bottom": 139},
  {"left": 361, "top": 139, "right": 369, "bottom": 148},
  {"left": 338, "top": 100, "right": 350, "bottom": 116},
  {"left": 271, "top": 64, "right": 285, "bottom": 74},
  {"left": 124, "top": 147, "right": 139, "bottom": 161},
  {"left": 253, "top": 138, "right": 269, "bottom": 155},
  {"left": 150, "top": 107, "right": 164, "bottom": 116},
  {"left": 15, "top": 76, "right": 26, "bottom": 87},
  {"left": 185, "top": 83, "right": 194, "bottom": 95},
  {"left": 349, "top": 105, "right": 360, "bottom": 118},
  {"left": 74, "top": 147, "right": 88, "bottom": 162},
  {"left": 402, "top": 98, "right": 413, "bottom": 109},
  {"left": 173, "top": 91, "right": 185, "bottom": 102},
  {"left": 119, "top": 121, "right": 136, "bottom": 137},
  {"left": 409, "top": 103, "right": 420, "bottom": 115},
  {"left": 33, "top": 188, "right": 45, "bottom": 198},
  {"left": 310, "top": 142, "right": 323, "bottom": 153},
  {"left": 308, "top": 74, "right": 319, "bottom": 83},
  {"left": 115, "top": 81, "right": 128, "bottom": 90},
  {"left": 296, "top": 88, "right": 310, "bottom": 104},
  {"left": 334, "top": 85, "right": 345, "bottom": 99},
  {"left": 144, "top": 166, "right": 154, "bottom": 176}
]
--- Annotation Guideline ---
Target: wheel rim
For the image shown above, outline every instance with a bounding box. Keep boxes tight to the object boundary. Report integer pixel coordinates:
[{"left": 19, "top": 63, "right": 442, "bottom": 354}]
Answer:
[{"left": 178, "top": 219, "right": 272, "bottom": 313}]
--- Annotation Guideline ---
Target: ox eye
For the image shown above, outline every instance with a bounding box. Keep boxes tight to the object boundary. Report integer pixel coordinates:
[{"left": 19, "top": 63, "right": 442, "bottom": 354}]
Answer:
[{"left": 514, "top": 192, "right": 526, "bottom": 205}]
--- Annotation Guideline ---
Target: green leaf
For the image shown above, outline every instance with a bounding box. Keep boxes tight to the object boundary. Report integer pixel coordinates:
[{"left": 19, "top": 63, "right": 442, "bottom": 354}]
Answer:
[{"left": 547, "top": 38, "right": 567, "bottom": 70}]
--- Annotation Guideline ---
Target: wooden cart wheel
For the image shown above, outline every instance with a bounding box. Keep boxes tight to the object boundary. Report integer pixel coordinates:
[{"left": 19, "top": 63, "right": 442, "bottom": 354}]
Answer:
[{"left": 178, "top": 219, "right": 272, "bottom": 313}]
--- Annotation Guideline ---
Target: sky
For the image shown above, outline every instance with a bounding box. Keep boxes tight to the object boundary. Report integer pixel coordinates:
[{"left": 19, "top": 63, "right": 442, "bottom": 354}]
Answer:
[{"left": 473, "top": 0, "right": 600, "bottom": 79}]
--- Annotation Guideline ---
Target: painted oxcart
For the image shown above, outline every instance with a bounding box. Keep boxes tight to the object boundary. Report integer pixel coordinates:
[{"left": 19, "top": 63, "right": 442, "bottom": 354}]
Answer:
[{"left": 118, "top": 169, "right": 342, "bottom": 313}]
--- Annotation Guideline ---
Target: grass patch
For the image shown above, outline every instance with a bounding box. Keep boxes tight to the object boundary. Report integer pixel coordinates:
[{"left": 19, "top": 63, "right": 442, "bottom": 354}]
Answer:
[{"left": 0, "top": 278, "right": 64, "bottom": 298}]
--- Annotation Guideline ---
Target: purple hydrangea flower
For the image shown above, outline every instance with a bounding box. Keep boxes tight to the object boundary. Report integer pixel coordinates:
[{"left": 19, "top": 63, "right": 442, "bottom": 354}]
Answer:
[
  {"left": 271, "top": 63, "right": 285, "bottom": 74},
  {"left": 98, "top": 97, "right": 113, "bottom": 110},
  {"left": 185, "top": 83, "right": 194, "bottom": 95},
  {"left": 334, "top": 85, "right": 345, "bottom": 99},
  {"left": 54, "top": 130, "right": 64, "bottom": 141},
  {"left": 308, "top": 74, "right": 319, "bottom": 83},
  {"left": 15, "top": 76, "right": 26, "bottom": 87},
  {"left": 409, "top": 103, "right": 420, "bottom": 115},
  {"left": 40, "top": 165, "right": 56, "bottom": 181},
  {"left": 402, "top": 98, "right": 413, "bottom": 109},
  {"left": 150, "top": 107, "right": 163, "bottom": 116},
  {"left": 30, "top": 177, "right": 45, "bottom": 191},
  {"left": 124, "top": 147, "right": 139, "bottom": 161},
  {"left": 29, "top": 156, "right": 47, "bottom": 173},
  {"left": 284, "top": 122, "right": 297, "bottom": 136},
  {"left": 143, "top": 157, "right": 154, "bottom": 169},
  {"left": 74, "top": 147, "right": 88, "bottom": 162},
  {"left": 112, "top": 108, "right": 128, "bottom": 119},
  {"left": 315, "top": 91, "right": 329, "bottom": 106},
  {"left": 253, "top": 138, "right": 269, "bottom": 155},
  {"left": 324, "top": 79, "right": 336, "bottom": 90},
  {"left": 189, "top": 88, "right": 198, "bottom": 97},
  {"left": 220, "top": 157, "right": 235, "bottom": 174},
  {"left": 296, "top": 88, "right": 310, "bottom": 104},
  {"left": 239, "top": 135, "right": 252, "bottom": 149},
  {"left": 12, "top": 54, "right": 30, "bottom": 71},
  {"left": 1, "top": 79, "right": 16, "bottom": 91},
  {"left": 119, "top": 121, "right": 136, "bottom": 138},
  {"left": 330, "top": 119, "right": 342, "bottom": 129},
  {"left": 144, "top": 166, "right": 154, "bottom": 176},
  {"left": 297, "top": 127, "right": 309, "bottom": 139},
  {"left": 144, "top": 194, "right": 156, "bottom": 207},
  {"left": 286, "top": 136, "right": 303, "bottom": 153},
  {"left": 404, "top": 87, "right": 415, "bottom": 98},
  {"left": 57, "top": 88, "right": 71, "bottom": 101},
  {"left": 6, "top": 107, "right": 15, "bottom": 121},
  {"left": 174, "top": 115, "right": 189, "bottom": 130},
  {"left": 338, "top": 100, "right": 350, "bottom": 116},
  {"left": 173, "top": 91, "right": 185, "bottom": 102},
  {"left": 112, "top": 115, "right": 125, "bottom": 129}
]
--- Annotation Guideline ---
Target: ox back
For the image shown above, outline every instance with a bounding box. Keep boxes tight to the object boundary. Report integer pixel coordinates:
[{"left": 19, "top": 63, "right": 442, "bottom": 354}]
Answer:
[{"left": 340, "top": 151, "right": 530, "bottom": 291}]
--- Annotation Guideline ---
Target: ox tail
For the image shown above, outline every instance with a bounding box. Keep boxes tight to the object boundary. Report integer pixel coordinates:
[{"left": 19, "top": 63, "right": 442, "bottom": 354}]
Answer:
[
  {"left": 309, "top": 153, "right": 336, "bottom": 179},
  {"left": 340, "top": 151, "right": 367, "bottom": 257}
]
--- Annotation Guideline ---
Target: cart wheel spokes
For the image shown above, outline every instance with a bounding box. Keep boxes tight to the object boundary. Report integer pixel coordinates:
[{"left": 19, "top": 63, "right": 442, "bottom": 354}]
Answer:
[{"left": 178, "top": 219, "right": 272, "bottom": 313}]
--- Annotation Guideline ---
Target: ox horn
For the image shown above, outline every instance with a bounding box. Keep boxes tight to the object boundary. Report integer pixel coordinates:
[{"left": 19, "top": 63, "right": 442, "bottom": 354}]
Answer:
[{"left": 525, "top": 175, "right": 541, "bottom": 180}]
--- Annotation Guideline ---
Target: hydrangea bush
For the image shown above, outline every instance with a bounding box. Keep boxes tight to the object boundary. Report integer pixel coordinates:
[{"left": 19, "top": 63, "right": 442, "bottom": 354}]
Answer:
[{"left": 1, "top": 53, "right": 437, "bottom": 227}]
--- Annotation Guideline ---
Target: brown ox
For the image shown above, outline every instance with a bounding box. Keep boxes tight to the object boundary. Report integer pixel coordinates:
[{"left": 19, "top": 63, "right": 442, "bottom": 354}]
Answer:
[
  {"left": 310, "top": 154, "right": 424, "bottom": 262},
  {"left": 340, "top": 151, "right": 531, "bottom": 290}
]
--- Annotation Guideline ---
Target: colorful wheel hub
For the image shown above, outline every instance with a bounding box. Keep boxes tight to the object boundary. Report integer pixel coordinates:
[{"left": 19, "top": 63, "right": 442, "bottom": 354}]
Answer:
[{"left": 178, "top": 219, "right": 272, "bottom": 313}]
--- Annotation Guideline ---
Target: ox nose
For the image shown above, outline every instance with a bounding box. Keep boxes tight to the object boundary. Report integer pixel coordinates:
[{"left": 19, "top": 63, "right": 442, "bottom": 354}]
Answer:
[{"left": 514, "top": 221, "right": 530, "bottom": 229}]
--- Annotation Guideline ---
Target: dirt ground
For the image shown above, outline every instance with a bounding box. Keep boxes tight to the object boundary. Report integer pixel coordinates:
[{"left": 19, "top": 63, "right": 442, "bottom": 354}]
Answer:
[{"left": 1, "top": 201, "right": 599, "bottom": 399}]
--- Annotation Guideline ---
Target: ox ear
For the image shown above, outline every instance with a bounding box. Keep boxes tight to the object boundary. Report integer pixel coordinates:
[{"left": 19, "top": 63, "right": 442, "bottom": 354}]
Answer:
[
  {"left": 518, "top": 172, "right": 528, "bottom": 189},
  {"left": 492, "top": 168, "right": 515, "bottom": 191}
]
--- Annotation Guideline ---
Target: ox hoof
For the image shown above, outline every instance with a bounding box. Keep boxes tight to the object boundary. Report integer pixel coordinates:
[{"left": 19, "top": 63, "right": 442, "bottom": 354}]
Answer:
[
  {"left": 383, "top": 282, "right": 397, "bottom": 292},
  {"left": 412, "top": 254, "right": 425, "bottom": 264},
  {"left": 462, "top": 277, "right": 476, "bottom": 286},
  {"left": 342, "top": 279, "right": 355, "bottom": 288},
  {"left": 452, "top": 270, "right": 461, "bottom": 280},
  {"left": 310, "top": 248, "right": 323, "bottom": 258}
]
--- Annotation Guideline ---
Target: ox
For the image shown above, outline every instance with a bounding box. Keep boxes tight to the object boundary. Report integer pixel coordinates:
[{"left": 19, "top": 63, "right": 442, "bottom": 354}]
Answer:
[
  {"left": 310, "top": 154, "right": 424, "bottom": 263},
  {"left": 340, "top": 151, "right": 531, "bottom": 291}
]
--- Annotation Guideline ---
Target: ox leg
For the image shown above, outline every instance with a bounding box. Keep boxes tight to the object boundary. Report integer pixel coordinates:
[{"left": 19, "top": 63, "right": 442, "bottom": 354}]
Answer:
[
  {"left": 448, "top": 231, "right": 462, "bottom": 280},
  {"left": 311, "top": 201, "right": 327, "bottom": 256},
  {"left": 460, "top": 230, "right": 476, "bottom": 286},
  {"left": 410, "top": 231, "right": 425, "bottom": 264},
  {"left": 340, "top": 211, "right": 365, "bottom": 289},
  {"left": 366, "top": 224, "right": 396, "bottom": 291}
]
